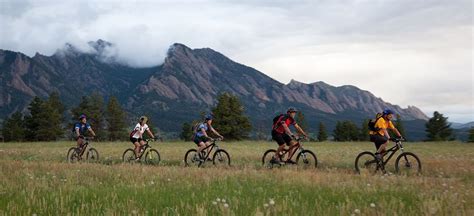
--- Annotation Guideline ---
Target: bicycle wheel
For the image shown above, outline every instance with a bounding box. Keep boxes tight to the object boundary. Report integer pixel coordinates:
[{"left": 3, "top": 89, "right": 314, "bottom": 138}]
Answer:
[
  {"left": 86, "top": 148, "right": 99, "bottom": 162},
  {"left": 296, "top": 150, "right": 318, "bottom": 168},
  {"left": 355, "top": 151, "right": 378, "bottom": 175},
  {"left": 122, "top": 149, "right": 136, "bottom": 163},
  {"left": 395, "top": 152, "right": 421, "bottom": 175},
  {"left": 261, "top": 149, "right": 281, "bottom": 168},
  {"left": 67, "top": 147, "right": 80, "bottom": 163},
  {"left": 145, "top": 149, "right": 161, "bottom": 165},
  {"left": 184, "top": 149, "right": 202, "bottom": 167},
  {"left": 213, "top": 149, "right": 230, "bottom": 167}
]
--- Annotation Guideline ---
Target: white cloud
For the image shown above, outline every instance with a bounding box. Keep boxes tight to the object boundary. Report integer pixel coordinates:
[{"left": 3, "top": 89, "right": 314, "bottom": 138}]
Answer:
[{"left": 0, "top": 0, "right": 472, "bottom": 122}]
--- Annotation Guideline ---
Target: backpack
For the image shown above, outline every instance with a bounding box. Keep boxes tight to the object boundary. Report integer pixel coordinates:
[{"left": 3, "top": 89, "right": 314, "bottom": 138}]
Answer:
[
  {"left": 272, "top": 114, "right": 285, "bottom": 130},
  {"left": 129, "top": 129, "right": 137, "bottom": 138},
  {"left": 191, "top": 122, "right": 205, "bottom": 140},
  {"left": 368, "top": 113, "right": 383, "bottom": 132}
]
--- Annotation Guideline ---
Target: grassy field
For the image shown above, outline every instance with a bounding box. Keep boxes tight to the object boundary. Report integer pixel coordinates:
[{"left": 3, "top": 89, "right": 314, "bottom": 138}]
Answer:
[{"left": 0, "top": 140, "right": 473, "bottom": 215}]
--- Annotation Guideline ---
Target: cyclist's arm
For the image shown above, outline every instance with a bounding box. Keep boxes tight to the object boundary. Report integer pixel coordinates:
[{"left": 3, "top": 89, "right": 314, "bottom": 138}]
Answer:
[
  {"left": 294, "top": 123, "right": 308, "bottom": 137},
  {"left": 390, "top": 128, "right": 402, "bottom": 137},
  {"left": 88, "top": 128, "right": 96, "bottom": 137},
  {"left": 75, "top": 128, "right": 81, "bottom": 138},
  {"left": 201, "top": 128, "right": 209, "bottom": 138},
  {"left": 145, "top": 128, "right": 155, "bottom": 139},
  {"left": 281, "top": 123, "right": 294, "bottom": 137},
  {"left": 209, "top": 126, "right": 223, "bottom": 138},
  {"left": 383, "top": 128, "right": 391, "bottom": 140}
]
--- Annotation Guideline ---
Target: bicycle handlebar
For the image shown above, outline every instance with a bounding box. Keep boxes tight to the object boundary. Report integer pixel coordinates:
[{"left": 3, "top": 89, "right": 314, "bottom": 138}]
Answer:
[{"left": 390, "top": 137, "right": 405, "bottom": 142}]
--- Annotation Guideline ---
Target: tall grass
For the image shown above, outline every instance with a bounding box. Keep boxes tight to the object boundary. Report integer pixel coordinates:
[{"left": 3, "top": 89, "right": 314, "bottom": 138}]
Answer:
[{"left": 0, "top": 141, "right": 472, "bottom": 215}]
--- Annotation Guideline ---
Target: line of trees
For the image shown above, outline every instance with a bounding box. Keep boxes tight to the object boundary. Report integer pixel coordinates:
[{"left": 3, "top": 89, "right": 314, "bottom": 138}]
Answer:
[
  {"left": 1, "top": 92, "right": 128, "bottom": 142},
  {"left": 2, "top": 91, "right": 471, "bottom": 142}
]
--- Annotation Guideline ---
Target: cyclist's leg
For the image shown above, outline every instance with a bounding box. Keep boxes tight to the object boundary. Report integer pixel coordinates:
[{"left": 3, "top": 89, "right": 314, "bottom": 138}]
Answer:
[
  {"left": 372, "top": 134, "right": 388, "bottom": 162},
  {"left": 196, "top": 138, "right": 206, "bottom": 153},
  {"left": 204, "top": 138, "right": 212, "bottom": 159},
  {"left": 76, "top": 135, "right": 84, "bottom": 148},
  {"left": 272, "top": 131, "right": 286, "bottom": 162},
  {"left": 133, "top": 138, "right": 141, "bottom": 158},
  {"left": 286, "top": 139, "right": 299, "bottom": 162}
]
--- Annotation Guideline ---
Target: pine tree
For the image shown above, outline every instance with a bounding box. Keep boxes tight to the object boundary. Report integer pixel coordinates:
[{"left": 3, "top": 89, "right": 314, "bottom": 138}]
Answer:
[
  {"left": 180, "top": 122, "right": 193, "bottom": 141},
  {"left": 88, "top": 92, "right": 106, "bottom": 140},
  {"left": 359, "top": 119, "right": 370, "bottom": 141},
  {"left": 36, "top": 101, "right": 63, "bottom": 141},
  {"left": 333, "top": 120, "right": 359, "bottom": 141},
  {"left": 295, "top": 111, "right": 308, "bottom": 132},
  {"left": 467, "top": 127, "right": 474, "bottom": 143},
  {"left": 106, "top": 96, "right": 127, "bottom": 141},
  {"left": 425, "top": 111, "right": 453, "bottom": 141},
  {"left": 24, "top": 97, "right": 44, "bottom": 141},
  {"left": 317, "top": 122, "right": 328, "bottom": 142},
  {"left": 1, "top": 112, "right": 26, "bottom": 142},
  {"left": 48, "top": 91, "right": 65, "bottom": 118},
  {"left": 212, "top": 93, "right": 252, "bottom": 140}
]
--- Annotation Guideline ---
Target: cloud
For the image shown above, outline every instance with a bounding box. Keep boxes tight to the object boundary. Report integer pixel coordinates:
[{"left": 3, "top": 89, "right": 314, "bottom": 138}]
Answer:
[{"left": 0, "top": 0, "right": 472, "bottom": 122}]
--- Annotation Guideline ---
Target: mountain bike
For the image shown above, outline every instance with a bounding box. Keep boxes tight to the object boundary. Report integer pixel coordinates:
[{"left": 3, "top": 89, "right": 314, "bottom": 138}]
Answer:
[
  {"left": 355, "top": 138, "right": 421, "bottom": 175},
  {"left": 184, "top": 138, "right": 230, "bottom": 167},
  {"left": 67, "top": 137, "right": 99, "bottom": 163},
  {"left": 261, "top": 137, "right": 317, "bottom": 169},
  {"left": 122, "top": 138, "right": 161, "bottom": 165}
]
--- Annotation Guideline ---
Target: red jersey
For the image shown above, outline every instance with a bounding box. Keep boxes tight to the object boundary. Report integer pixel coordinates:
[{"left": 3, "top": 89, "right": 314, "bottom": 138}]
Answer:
[{"left": 273, "top": 114, "right": 296, "bottom": 134}]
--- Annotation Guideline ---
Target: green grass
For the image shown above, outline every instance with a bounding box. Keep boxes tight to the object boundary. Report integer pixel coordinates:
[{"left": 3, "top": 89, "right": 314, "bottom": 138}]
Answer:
[{"left": 0, "top": 141, "right": 473, "bottom": 215}]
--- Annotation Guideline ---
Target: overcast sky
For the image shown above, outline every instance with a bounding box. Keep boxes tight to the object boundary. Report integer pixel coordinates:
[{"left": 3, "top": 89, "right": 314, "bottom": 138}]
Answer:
[{"left": 1, "top": 0, "right": 472, "bottom": 123}]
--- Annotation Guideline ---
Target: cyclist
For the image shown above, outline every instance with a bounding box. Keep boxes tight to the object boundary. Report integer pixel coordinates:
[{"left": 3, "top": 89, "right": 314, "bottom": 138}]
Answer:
[
  {"left": 369, "top": 109, "right": 402, "bottom": 162},
  {"left": 271, "top": 107, "right": 308, "bottom": 165},
  {"left": 130, "top": 116, "right": 156, "bottom": 159},
  {"left": 193, "top": 114, "right": 224, "bottom": 161},
  {"left": 74, "top": 114, "right": 96, "bottom": 152}
]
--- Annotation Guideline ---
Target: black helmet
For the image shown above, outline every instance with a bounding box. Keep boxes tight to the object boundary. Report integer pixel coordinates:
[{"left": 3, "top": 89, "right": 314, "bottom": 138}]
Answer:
[{"left": 287, "top": 107, "right": 298, "bottom": 113}]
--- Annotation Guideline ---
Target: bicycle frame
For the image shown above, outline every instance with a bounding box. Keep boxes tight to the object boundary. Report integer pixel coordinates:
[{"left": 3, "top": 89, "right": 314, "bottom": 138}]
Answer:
[
  {"left": 78, "top": 138, "right": 93, "bottom": 156},
  {"left": 199, "top": 139, "right": 221, "bottom": 157},
  {"left": 278, "top": 138, "right": 305, "bottom": 160},
  {"left": 380, "top": 140, "right": 404, "bottom": 165},
  {"left": 136, "top": 139, "right": 154, "bottom": 159}
]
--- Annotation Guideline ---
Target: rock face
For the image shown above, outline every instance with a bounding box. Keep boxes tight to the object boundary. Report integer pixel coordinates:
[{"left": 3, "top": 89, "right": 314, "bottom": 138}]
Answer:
[{"left": 0, "top": 40, "right": 428, "bottom": 137}]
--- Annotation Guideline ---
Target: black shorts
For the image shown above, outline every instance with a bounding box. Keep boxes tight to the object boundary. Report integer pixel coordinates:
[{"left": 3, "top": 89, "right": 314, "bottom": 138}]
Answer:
[
  {"left": 370, "top": 134, "right": 388, "bottom": 150},
  {"left": 193, "top": 136, "right": 211, "bottom": 145},
  {"left": 130, "top": 137, "right": 143, "bottom": 144},
  {"left": 272, "top": 130, "right": 292, "bottom": 146}
]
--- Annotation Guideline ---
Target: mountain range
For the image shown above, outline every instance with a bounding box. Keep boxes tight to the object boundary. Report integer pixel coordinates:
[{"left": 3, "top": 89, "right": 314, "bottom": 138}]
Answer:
[{"left": 0, "top": 40, "right": 430, "bottom": 140}]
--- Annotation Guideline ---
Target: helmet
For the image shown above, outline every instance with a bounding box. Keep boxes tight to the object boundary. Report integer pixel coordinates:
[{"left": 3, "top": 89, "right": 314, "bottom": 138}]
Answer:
[
  {"left": 287, "top": 107, "right": 298, "bottom": 113},
  {"left": 79, "top": 114, "right": 87, "bottom": 120},
  {"left": 139, "top": 116, "right": 148, "bottom": 123},
  {"left": 383, "top": 109, "right": 394, "bottom": 115},
  {"left": 205, "top": 114, "right": 213, "bottom": 120}
]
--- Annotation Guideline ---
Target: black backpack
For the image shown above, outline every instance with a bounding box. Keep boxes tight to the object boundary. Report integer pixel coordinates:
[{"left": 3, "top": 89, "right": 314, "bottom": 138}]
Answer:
[
  {"left": 272, "top": 114, "right": 286, "bottom": 129},
  {"left": 368, "top": 113, "right": 383, "bottom": 132}
]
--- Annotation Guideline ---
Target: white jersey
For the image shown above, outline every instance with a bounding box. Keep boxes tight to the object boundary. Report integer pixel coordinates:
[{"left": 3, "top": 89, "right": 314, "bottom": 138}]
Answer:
[{"left": 131, "top": 123, "right": 150, "bottom": 139}]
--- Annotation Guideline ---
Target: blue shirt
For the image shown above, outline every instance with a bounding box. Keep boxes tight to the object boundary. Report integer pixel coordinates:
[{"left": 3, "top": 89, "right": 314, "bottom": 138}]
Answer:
[
  {"left": 195, "top": 123, "right": 209, "bottom": 138},
  {"left": 75, "top": 122, "right": 91, "bottom": 135}
]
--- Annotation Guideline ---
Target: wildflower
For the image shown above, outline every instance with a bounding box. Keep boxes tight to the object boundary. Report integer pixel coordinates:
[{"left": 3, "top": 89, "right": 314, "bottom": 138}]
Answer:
[
  {"left": 269, "top": 199, "right": 275, "bottom": 206},
  {"left": 370, "top": 203, "right": 376, "bottom": 208}
]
